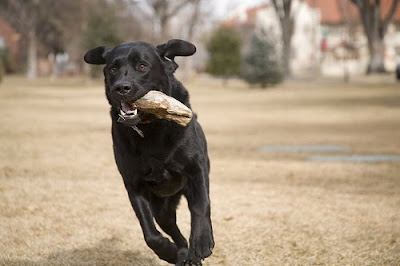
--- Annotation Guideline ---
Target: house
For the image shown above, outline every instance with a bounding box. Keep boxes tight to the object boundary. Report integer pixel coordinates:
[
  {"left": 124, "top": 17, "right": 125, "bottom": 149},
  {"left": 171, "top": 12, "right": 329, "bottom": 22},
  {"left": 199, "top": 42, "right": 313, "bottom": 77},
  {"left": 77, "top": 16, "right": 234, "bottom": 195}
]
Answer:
[
  {"left": 307, "top": 0, "right": 400, "bottom": 75},
  {"left": 224, "top": 1, "right": 321, "bottom": 76},
  {"left": 224, "top": 0, "right": 400, "bottom": 77},
  {"left": 0, "top": 17, "right": 20, "bottom": 64}
]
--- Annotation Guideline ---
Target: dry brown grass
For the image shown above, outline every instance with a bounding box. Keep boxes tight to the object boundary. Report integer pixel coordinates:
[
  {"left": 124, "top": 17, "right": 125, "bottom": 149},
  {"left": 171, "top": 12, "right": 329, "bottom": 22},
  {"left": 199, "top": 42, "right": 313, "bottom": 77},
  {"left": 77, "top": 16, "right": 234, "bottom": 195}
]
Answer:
[{"left": 0, "top": 75, "right": 399, "bottom": 265}]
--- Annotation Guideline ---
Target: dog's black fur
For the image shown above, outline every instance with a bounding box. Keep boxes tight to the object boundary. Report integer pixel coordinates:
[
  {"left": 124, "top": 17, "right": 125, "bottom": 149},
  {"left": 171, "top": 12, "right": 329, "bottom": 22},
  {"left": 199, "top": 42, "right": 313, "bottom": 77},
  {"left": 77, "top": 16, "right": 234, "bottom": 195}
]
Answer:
[{"left": 84, "top": 40, "right": 214, "bottom": 265}]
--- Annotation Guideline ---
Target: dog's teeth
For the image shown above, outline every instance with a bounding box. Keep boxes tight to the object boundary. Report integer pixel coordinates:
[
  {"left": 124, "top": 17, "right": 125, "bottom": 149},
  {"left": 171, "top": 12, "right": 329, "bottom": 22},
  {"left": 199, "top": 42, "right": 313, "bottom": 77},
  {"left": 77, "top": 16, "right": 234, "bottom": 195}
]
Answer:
[
  {"left": 133, "top": 109, "right": 138, "bottom": 115},
  {"left": 118, "top": 114, "right": 125, "bottom": 121},
  {"left": 120, "top": 109, "right": 125, "bottom": 115}
]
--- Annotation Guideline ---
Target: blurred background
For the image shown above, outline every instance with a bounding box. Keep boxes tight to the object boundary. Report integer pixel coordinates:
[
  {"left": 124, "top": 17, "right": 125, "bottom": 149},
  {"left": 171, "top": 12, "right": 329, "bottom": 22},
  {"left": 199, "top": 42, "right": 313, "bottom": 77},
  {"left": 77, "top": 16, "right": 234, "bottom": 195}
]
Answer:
[
  {"left": 0, "top": 0, "right": 400, "bottom": 82},
  {"left": 1, "top": 1, "right": 400, "bottom": 266}
]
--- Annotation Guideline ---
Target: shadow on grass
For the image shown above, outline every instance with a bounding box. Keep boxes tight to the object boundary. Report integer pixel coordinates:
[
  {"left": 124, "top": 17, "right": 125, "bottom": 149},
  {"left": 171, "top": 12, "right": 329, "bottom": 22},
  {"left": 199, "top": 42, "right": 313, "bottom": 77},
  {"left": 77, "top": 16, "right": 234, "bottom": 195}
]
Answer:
[{"left": 5, "top": 237, "right": 158, "bottom": 266}]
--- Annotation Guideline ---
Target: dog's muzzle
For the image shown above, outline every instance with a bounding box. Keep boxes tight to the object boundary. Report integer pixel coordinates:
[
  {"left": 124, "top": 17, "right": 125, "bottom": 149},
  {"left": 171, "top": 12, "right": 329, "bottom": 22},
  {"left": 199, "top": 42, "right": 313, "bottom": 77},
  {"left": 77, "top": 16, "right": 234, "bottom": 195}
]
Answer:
[
  {"left": 117, "top": 102, "right": 145, "bottom": 137},
  {"left": 118, "top": 102, "right": 140, "bottom": 125}
]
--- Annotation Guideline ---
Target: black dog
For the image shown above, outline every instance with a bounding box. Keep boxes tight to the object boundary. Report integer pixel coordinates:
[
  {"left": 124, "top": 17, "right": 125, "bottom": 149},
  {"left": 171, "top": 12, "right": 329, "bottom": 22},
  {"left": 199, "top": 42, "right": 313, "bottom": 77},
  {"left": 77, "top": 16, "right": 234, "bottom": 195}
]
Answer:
[{"left": 84, "top": 39, "right": 214, "bottom": 265}]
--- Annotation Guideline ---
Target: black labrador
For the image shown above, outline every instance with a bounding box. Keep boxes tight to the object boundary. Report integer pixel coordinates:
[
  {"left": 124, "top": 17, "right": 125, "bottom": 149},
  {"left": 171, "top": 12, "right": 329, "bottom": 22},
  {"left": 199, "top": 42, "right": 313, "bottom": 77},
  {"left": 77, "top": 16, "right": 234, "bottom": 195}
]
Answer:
[{"left": 84, "top": 39, "right": 214, "bottom": 265}]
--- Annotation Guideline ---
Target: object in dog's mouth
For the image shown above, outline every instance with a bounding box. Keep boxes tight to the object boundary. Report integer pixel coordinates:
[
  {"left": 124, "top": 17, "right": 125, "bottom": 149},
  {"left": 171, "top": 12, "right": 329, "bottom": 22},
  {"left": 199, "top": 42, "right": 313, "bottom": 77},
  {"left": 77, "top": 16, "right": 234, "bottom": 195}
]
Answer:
[{"left": 119, "top": 90, "right": 193, "bottom": 127}]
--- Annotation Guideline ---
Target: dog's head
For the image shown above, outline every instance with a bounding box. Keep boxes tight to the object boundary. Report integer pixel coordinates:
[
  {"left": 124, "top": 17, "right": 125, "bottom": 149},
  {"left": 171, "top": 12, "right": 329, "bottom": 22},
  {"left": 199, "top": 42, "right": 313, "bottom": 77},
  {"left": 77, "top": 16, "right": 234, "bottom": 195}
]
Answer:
[{"left": 84, "top": 39, "right": 196, "bottom": 123}]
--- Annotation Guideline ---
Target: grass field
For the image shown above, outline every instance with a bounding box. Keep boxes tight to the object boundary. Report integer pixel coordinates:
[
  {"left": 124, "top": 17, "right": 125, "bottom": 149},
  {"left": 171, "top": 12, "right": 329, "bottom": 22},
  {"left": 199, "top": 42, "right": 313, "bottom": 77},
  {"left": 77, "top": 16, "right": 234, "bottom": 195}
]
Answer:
[{"left": 0, "top": 75, "right": 399, "bottom": 265}]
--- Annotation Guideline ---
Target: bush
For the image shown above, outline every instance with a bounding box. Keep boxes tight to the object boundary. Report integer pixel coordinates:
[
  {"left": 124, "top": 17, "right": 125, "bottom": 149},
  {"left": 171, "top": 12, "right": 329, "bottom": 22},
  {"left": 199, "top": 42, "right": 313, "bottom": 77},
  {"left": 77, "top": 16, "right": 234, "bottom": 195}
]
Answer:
[
  {"left": 0, "top": 58, "right": 3, "bottom": 83},
  {"left": 2, "top": 47, "right": 16, "bottom": 73},
  {"left": 241, "top": 30, "right": 283, "bottom": 88},
  {"left": 205, "top": 27, "right": 241, "bottom": 81},
  {"left": 0, "top": 47, "right": 17, "bottom": 82}
]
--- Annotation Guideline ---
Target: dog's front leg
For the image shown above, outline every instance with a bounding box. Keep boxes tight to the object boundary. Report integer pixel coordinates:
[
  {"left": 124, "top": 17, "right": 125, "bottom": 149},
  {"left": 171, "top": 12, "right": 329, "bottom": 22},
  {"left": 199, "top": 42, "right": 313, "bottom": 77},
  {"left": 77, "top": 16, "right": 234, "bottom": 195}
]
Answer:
[
  {"left": 126, "top": 187, "right": 178, "bottom": 264},
  {"left": 185, "top": 176, "right": 214, "bottom": 262}
]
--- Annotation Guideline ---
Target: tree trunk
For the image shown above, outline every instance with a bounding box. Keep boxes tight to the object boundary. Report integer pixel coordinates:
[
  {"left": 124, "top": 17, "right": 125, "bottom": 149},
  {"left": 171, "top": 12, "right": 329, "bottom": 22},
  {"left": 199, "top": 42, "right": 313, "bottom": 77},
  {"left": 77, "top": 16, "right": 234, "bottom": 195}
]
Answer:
[
  {"left": 281, "top": 11, "right": 293, "bottom": 78},
  {"left": 159, "top": 16, "right": 169, "bottom": 41},
  {"left": 223, "top": 76, "right": 229, "bottom": 87},
  {"left": 27, "top": 28, "right": 37, "bottom": 79},
  {"left": 272, "top": 0, "right": 294, "bottom": 78},
  {"left": 282, "top": 30, "right": 292, "bottom": 78},
  {"left": 367, "top": 37, "right": 386, "bottom": 73},
  {"left": 182, "top": 0, "right": 201, "bottom": 81},
  {"left": 350, "top": 0, "right": 399, "bottom": 74}
]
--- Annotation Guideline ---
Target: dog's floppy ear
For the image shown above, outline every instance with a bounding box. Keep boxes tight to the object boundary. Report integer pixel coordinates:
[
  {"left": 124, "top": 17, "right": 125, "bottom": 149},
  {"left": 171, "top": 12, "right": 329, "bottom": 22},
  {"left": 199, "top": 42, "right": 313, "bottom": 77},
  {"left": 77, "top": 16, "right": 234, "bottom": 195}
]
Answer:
[
  {"left": 156, "top": 39, "right": 196, "bottom": 61},
  {"left": 84, "top": 46, "right": 111, "bottom": 65}
]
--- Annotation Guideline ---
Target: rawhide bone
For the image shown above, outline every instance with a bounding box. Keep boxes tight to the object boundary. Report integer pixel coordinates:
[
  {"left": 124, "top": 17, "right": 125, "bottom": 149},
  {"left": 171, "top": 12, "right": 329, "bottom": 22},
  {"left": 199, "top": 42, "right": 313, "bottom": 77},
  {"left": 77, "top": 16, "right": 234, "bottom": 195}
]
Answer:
[{"left": 133, "top": 90, "right": 193, "bottom": 126}]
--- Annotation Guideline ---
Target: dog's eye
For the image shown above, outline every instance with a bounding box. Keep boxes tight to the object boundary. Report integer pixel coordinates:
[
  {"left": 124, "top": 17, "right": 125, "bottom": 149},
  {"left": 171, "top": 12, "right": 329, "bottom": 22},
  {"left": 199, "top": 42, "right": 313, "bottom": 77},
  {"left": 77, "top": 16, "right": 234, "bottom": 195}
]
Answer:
[
  {"left": 110, "top": 67, "right": 117, "bottom": 74},
  {"left": 137, "top": 64, "right": 149, "bottom": 72}
]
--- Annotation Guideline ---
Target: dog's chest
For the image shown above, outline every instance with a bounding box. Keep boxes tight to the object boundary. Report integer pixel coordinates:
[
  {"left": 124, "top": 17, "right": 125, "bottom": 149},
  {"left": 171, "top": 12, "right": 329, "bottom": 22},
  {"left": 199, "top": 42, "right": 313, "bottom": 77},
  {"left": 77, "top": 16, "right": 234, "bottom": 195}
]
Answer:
[
  {"left": 140, "top": 156, "right": 186, "bottom": 197},
  {"left": 114, "top": 123, "right": 188, "bottom": 196},
  {"left": 140, "top": 156, "right": 166, "bottom": 182}
]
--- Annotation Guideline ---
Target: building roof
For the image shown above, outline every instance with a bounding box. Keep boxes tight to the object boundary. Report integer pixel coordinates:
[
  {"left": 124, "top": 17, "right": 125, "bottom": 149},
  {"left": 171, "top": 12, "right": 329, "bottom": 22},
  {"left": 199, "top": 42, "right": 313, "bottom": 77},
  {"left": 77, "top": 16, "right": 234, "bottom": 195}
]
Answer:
[
  {"left": 381, "top": 0, "right": 400, "bottom": 21},
  {"left": 224, "top": 4, "right": 269, "bottom": 27},
  {"left": 224, "top": 1, "right": 400, "bottom": 27},
  {"left": 305, "top": 0, "right": 400, "bottom": 24}
]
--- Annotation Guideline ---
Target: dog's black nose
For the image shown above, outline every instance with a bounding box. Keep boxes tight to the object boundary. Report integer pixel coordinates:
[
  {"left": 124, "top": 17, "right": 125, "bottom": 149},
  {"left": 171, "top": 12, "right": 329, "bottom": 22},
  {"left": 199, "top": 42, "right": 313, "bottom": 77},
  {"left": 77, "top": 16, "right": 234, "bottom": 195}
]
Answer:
[{"left": 114, "top": 82, "right": 132, "bottom": 95}]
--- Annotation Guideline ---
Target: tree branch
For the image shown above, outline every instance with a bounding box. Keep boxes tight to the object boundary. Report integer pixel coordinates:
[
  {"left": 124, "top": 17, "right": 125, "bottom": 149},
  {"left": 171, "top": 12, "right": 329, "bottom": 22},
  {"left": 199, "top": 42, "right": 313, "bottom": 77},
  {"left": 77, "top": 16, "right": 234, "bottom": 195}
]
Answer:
[
  {"left": 271, "top": 0, "right": 284, "bottom": 26},
  {"left": 349, "top": 0, "right": 363, "bottom": 9},
  {"left": 283, "top": 0, "right": 292, "bottom": 15},
  {"left": 166, "top": 0, "right": 193, "bottom": 18},
  {"left": 373, "top": 0, "right": 381, "bottom": 37}
]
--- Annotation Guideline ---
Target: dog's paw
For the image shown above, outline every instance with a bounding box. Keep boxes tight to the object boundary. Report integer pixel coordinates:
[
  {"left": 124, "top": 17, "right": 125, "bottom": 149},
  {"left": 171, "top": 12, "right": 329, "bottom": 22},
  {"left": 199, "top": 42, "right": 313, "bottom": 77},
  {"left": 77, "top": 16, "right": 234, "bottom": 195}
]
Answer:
[
  {"left": 190, "top": 226, "right": 214, "bottom": 259},
  {"left": 181, "top": 260, "right": 202, "bottom": 266},
  {"left": 175, "top": 248, "right": 202, "bottom": 266}
]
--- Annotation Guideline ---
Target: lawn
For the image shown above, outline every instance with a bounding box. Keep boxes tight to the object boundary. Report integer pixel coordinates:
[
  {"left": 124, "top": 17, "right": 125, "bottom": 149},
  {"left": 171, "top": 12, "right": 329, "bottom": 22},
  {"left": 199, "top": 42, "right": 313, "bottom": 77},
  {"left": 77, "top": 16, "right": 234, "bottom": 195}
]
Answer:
[{"left": 0, "top": 75, "right": 399, "bottom": 265}]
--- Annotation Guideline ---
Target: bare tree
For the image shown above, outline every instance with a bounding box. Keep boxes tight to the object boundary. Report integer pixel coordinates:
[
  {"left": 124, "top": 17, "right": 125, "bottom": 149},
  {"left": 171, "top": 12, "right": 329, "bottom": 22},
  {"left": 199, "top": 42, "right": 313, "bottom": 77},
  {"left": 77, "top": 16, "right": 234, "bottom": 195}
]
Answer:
[
  {"left": 271, "top": 0, "right": 294, "bottom": 78},
  {"left": 0, "top": 0, "right": 80, "bottom": 79},
  {"left": 337, "top": 0, "right": 360, "bottom": 82},
  {"left": 126, "top": 0, "right": 204, "bottom": 79},
  {"left": 130, "top": 0, "right": 195, "bottom": 42},
  {"left": 0, "top": 1, "right": 39, "bottom": 78},
  {"left": 184, "top": 0, "right": 201, "bottom": 43},
  {"left": 349, "top": 0, "right": 399, "bottom": 73},
  {"left": 181, "top": 0, "right": 202, "bottom": 80}
]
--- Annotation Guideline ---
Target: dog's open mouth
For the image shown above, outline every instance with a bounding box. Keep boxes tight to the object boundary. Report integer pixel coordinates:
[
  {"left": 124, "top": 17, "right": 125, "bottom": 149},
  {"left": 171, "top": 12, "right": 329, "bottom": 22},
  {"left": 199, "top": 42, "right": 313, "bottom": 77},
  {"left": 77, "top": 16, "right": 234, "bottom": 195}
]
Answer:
[
  {"left": 118, "top": 101, "right": 146, "bottom": 137},
  {"left": 118, "top": 101, "right": 142, "bottom": 127},
  {"left": 120, "top": 102, "right": 138, "bottom": 118}
]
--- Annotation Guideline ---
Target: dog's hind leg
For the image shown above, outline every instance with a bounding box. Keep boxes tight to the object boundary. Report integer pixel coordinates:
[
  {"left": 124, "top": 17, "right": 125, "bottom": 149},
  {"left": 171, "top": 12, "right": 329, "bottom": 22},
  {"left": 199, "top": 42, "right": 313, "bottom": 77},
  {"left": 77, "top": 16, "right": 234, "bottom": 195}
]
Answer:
[{"left": 126, "top": 188, "right": 178, "bottom": 264}]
